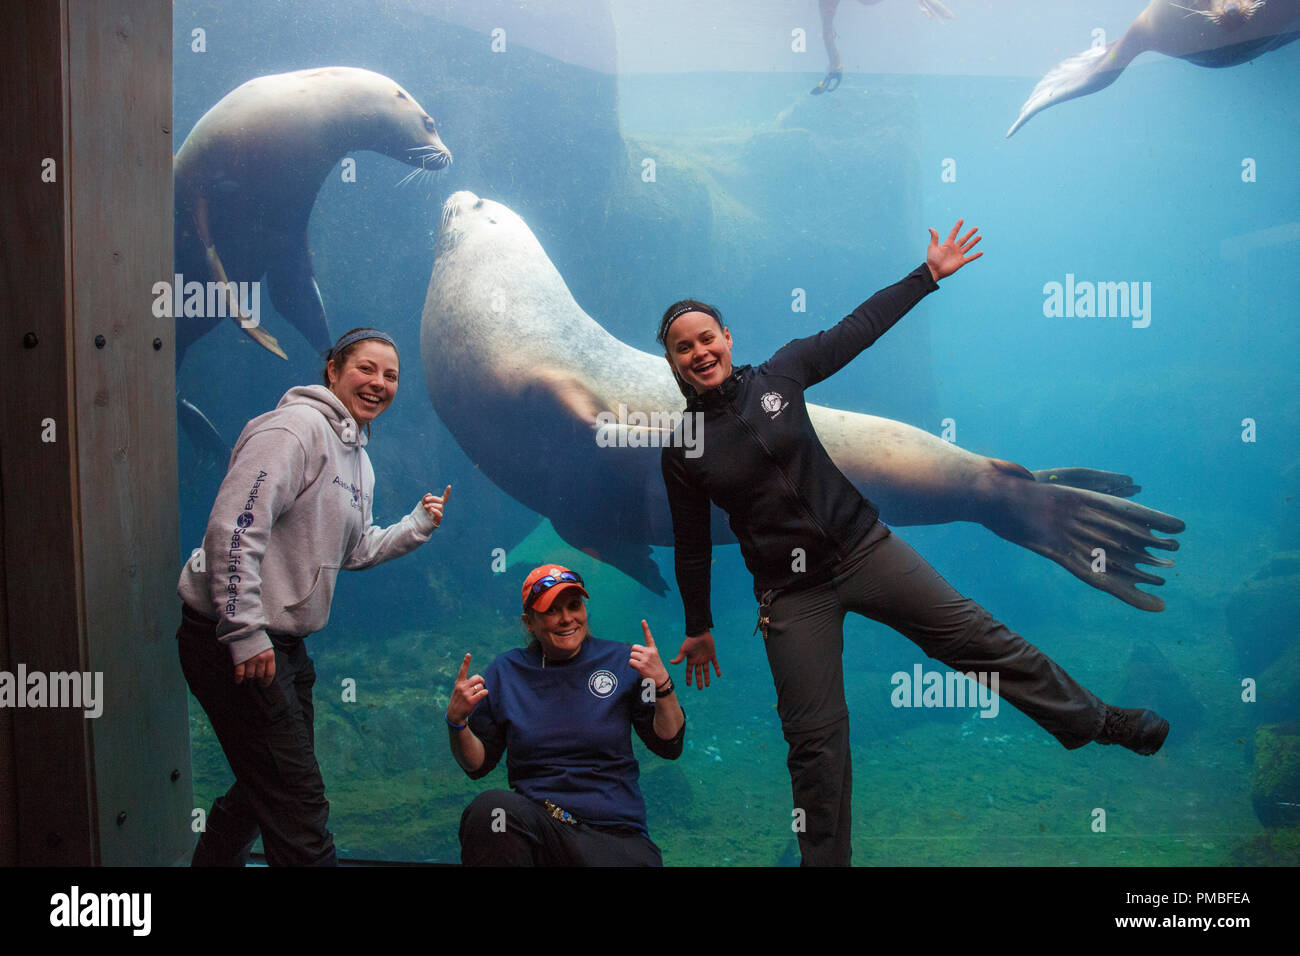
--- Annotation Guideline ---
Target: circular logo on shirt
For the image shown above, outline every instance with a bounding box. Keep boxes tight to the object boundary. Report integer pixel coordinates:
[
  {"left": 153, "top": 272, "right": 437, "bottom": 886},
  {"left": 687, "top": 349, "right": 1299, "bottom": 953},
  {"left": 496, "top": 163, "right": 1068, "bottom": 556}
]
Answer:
[
  {"left": 588, "top": 670, "right": 618, "bottom": 698},
  {"left": 761, "top": 391, "right": 784, "bottom": 415},
  {"left": 236, "top": 511, "right": 255, "bottom": 529}
]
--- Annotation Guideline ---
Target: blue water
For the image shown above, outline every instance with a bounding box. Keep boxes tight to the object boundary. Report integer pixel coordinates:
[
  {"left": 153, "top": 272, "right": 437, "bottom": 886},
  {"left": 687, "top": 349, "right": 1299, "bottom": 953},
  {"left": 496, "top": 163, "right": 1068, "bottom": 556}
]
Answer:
[{"left": 175, "top": 0, "right": 1300, "bottom": 865}]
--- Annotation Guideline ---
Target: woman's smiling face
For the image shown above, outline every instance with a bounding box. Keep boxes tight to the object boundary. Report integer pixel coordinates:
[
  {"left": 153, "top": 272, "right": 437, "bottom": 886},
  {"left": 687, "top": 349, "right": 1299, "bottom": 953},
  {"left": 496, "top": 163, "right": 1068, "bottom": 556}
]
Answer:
[
  {"left": 524, "top": 590, "right": 589, "bottom": 660},
  {"left": 327, "top": 341, "right": 399, "bottom": 424},
  {"left": 664, "top": 312, "right": 733, "bottom": 393}
]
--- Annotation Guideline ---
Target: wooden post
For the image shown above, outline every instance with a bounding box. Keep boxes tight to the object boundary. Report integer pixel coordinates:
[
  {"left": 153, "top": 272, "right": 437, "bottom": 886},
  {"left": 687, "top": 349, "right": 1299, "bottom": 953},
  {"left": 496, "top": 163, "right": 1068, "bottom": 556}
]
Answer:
[{"left": 0, "top": 0, "right": 190, "bottom": 866}]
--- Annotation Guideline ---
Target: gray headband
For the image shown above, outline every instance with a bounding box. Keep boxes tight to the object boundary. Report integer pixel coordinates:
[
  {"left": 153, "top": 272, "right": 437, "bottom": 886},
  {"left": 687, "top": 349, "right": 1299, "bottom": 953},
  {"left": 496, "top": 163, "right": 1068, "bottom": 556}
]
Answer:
[{"left": 329, "top": 328, "right": 396, "bottom": 356}]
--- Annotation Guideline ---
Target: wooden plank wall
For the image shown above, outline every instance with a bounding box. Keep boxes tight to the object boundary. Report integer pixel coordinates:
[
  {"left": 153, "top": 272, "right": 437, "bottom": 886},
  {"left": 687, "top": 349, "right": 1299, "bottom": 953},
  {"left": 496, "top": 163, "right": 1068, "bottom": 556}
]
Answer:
[
  {"left": 68, "top": 0, "right": 191, "bottom": 867},
  {"left": 0, "top": 0, "right": 89, "bottom": 867},
  {"left": 0, "top": 0, "right": 189, "bottom": 866}
]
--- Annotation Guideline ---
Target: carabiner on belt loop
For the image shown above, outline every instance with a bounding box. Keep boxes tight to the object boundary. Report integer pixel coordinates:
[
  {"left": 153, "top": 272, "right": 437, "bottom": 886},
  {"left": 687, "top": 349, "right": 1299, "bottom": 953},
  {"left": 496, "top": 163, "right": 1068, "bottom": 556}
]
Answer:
[{"left": 753, "top": 589, "right": 774, "bottom": 640}]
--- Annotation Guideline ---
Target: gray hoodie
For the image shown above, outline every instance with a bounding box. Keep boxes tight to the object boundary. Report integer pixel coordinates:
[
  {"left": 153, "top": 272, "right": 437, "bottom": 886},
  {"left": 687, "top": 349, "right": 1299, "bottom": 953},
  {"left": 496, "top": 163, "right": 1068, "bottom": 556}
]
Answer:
[{"left": 178, "top": 385, "right": 435, "bottom": 664}]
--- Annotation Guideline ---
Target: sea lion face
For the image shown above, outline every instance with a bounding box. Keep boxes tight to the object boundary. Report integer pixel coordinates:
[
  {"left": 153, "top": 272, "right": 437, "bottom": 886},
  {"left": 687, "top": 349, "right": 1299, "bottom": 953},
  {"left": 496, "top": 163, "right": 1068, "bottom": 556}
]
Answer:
[
  {"left": 433, "top": 192, "right": 553, "bottom": 296},
  {"left": 436, "top": 191, "right": 529, "bottom": 250},
  {"left": 319, "top": 67, "right": 451, "bottom": 171},
  {"left": 378, "top": 81, "right": 452, "bottom": 171},
  {"left": 665, "top": 313, "right": 734, "bottom": 394},
  {"left": 1176, "top": 0, "right": 1264, "bottom": 30},
  {"left": 327, "top": 340, "right": 400, "bottom": 426},
  {"left": 1216, "top": 0, "right": 1263, "bottom": 29}
]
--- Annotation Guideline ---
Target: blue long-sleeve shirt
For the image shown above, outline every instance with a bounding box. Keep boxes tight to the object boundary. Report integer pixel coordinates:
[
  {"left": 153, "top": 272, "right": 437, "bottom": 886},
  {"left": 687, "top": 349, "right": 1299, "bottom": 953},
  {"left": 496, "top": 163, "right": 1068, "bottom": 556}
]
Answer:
[{"left": 466, "top": 636, "right": 684, "bottom": 833}]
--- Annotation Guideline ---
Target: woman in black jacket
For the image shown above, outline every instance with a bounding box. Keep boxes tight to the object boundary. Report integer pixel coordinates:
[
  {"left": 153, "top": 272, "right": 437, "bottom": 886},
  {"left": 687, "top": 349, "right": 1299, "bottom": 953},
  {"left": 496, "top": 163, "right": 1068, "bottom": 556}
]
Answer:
[{"left": 658, "top": 222, "right": 1169, "bottom": 866}]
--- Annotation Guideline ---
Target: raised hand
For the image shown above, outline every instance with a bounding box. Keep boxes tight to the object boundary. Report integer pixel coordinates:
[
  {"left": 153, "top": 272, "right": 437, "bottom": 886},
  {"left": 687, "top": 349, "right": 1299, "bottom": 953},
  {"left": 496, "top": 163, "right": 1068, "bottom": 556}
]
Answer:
[
  {"left": 629, "top": 620, "right": 669, "bottom": 687},
  {"left": 926, "top": 219, "right": 983, "bottom": 281},
  {"left": 423, "top": 484, "right": 452, "bottom": 527},
  {"left": 448, "top": 652, "right": 486, "bottom": 724}
]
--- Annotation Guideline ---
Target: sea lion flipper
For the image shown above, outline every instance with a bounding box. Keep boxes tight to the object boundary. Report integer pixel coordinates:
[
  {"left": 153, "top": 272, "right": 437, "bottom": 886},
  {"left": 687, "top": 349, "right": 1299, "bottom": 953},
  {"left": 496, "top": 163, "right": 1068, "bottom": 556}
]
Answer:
[
  {"left": 1031, "top": 466, "right": 1140, "bottom": 499},
  {"left": 177, "top": 395, "right": 230, "bottom": 465},
  {"left": 993, "top": 480, "right": 1185, "bottom": 612},
  {"left": 191, "top": 195, "right": 289, "bottom": 359},
  {"left": 266, "top": 238, "right": 333, "bottom": 357},
  {"left": 551, "top": 522, "right": 670, "bottom": 597},
  {"left": 529, "top": 367, "right": 608, "bottom": 426},
  {"left": 1006, "top": 42, "right": 1123, "bottom": 137}
]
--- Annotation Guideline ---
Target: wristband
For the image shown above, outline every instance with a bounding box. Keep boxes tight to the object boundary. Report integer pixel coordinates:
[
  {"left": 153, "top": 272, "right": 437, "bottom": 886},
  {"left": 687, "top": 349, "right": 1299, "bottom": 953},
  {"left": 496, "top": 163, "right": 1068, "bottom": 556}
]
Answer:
[
  {"left": 445, "top": 712, "right": 467, "bottom": 730},
  {"left": 655, "top": 677, "right": 675, "bottom": 698}
]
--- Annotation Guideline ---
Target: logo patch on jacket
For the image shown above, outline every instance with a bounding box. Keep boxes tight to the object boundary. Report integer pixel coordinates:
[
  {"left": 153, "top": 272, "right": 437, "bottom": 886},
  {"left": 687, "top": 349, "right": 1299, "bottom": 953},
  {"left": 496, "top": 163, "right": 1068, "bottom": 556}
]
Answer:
[
  {"left": 760, "top": 391, "right": 788, "bottom": 418},
  {"left": 588, "top": 670, "right": 618, "bottom": 698}
]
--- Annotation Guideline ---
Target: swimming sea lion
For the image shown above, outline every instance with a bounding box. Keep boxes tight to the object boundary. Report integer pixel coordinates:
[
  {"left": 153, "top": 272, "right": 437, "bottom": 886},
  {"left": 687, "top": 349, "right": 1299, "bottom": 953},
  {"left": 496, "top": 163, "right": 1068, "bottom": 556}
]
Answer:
[
  {"left": 420, "top": 191, "right": 1184, "bottom": 611},
  {"left": 174, "top": 66, "right": 452, "bottom": 365},
  {"left": 1007, "top": 0, "right": 1300, "bottom": 136}
]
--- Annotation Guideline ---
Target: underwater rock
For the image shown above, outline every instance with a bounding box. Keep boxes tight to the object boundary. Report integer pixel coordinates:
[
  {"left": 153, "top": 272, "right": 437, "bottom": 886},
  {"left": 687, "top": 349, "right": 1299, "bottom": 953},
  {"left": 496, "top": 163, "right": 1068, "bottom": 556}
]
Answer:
[
  {"left": 1117, "top": 641, "right": 1205, "bottom": 738},
  {"left": 1257, "top": 639, "right": 1300, "bottom": 724},
  {"left": 1224, "top": 552, "right": 1300, "bottom": 674},
  {"left": 1250, "top": 723, "right": 1300, "bottom": 829}
]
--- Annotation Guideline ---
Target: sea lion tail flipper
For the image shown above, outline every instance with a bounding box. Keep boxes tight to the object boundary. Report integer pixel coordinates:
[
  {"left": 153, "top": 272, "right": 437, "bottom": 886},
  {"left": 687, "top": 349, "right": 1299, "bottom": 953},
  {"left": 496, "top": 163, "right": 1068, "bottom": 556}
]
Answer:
[
  {"left": 1006, "top": 42, "right": 1123, "bottom": 138},
  {"left": 266, "top": 239, "right": 333, "bottom": 357},
  {"left": 1030, "top": 466, "right": 1140, "bottom": 499},
  {"left": 177, "top": 395, "right": 230, "bottom": 465}
]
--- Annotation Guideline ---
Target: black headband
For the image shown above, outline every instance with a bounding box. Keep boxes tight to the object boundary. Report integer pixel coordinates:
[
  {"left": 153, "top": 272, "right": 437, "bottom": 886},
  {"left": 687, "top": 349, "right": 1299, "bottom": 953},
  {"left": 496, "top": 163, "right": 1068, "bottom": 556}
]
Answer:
[{"left": 663, "top": 303, "right": 719, "bottom": 337}]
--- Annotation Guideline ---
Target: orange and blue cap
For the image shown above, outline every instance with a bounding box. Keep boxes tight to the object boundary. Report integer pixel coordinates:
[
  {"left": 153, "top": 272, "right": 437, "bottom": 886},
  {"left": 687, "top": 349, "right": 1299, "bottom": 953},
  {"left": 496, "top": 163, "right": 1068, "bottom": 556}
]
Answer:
[{"left": 520, "top": 565, "right": 589, "bottom": 613}]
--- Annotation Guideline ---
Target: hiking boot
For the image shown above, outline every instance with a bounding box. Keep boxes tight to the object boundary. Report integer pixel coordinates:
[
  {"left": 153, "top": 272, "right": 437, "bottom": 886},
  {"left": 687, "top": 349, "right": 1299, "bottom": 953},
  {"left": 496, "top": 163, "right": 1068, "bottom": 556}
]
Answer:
[{"left": 1095, "top": 706, "right": 1169, "bottom": 755}]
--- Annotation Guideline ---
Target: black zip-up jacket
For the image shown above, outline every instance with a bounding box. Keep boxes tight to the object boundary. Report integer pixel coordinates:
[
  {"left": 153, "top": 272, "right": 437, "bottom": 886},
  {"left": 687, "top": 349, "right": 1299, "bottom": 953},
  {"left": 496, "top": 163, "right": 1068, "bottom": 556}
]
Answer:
[{"left": 661, "top": 264, "right": 940, "bottom": 636}]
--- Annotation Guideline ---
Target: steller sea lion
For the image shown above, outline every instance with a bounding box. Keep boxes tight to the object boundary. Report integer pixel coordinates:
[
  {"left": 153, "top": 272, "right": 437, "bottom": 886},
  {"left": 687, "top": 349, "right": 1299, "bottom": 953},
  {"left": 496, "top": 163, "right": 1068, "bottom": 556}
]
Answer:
[
  {"left": 420, "top": 191, "right": 1185, "bottom": 611},
  {"left": 1007, "top": 0, "right": 1300, "bottom": 136},
  {"left": 174, "top": 66, "right": 452, "bottom": 366}
]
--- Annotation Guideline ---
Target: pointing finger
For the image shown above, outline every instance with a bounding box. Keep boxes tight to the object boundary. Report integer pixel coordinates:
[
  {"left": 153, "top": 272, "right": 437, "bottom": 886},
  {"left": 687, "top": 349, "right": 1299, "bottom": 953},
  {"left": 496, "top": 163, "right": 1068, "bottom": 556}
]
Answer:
[
  {"left": 456, "top": 653, "right": 471, "bottom": 681},
  {"left": 640, "top": 620, "right": 655, "bottom": 646}
]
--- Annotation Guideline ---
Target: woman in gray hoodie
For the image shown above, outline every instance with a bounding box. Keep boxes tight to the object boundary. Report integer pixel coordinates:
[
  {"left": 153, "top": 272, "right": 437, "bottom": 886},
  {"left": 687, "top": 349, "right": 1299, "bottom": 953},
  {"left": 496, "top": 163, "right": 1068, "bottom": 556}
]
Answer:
[{"left": 177, "top": 327, "right": 449, "bottom": 866}]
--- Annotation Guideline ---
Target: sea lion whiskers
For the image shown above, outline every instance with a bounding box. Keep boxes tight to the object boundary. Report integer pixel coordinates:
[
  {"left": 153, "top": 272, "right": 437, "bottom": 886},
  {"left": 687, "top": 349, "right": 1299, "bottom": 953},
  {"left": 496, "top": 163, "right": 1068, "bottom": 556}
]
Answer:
[
  {"left": 1166, "top": 0, "right": 1263, "bottom": 25},
  {"left": 395, "top": 166, "right": 425, "bottom": 187},
  {"left": 439, "top": 198, "right": 459, "bottom": 231},
  {"left": 408, "top": 143, "right": 452, "bottom": 167}
]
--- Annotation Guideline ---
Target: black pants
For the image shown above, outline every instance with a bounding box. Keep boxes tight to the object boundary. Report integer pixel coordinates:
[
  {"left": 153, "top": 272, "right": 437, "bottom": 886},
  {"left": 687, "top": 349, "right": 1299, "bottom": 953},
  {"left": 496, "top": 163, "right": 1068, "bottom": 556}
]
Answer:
[
  {"left": 459, "top": 790, "right": 663, "bottom": 866},
  {"left": 762, "top": 522, "right": 1107, "bottom": 867},
  {"left": 177, "top": 604, "right": 337, "bottom": 866}
]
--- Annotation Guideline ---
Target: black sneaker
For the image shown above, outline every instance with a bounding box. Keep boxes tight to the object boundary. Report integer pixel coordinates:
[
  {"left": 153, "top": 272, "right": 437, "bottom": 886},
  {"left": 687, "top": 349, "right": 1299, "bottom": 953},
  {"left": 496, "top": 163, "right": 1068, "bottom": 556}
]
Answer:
[{"left": 1095, "top": 706, "right": 1169, "bottom": 755}]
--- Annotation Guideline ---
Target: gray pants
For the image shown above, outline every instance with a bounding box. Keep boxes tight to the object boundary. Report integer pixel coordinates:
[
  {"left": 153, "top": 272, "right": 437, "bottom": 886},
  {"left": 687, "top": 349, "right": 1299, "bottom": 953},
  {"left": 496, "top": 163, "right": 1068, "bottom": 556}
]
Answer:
[{"left": 761, "top": 521, "right": 1106, "bottom": 866}]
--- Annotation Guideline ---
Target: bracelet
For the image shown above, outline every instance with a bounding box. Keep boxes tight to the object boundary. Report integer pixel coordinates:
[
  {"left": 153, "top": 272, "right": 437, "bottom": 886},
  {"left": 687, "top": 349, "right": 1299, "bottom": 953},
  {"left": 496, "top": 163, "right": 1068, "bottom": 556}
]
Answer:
[
  {"left": 445, "top": 712, "right": 467, "bottom": 730},
  {"left": 655, "top": 677, "right": 675, "bottom": 698}
]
